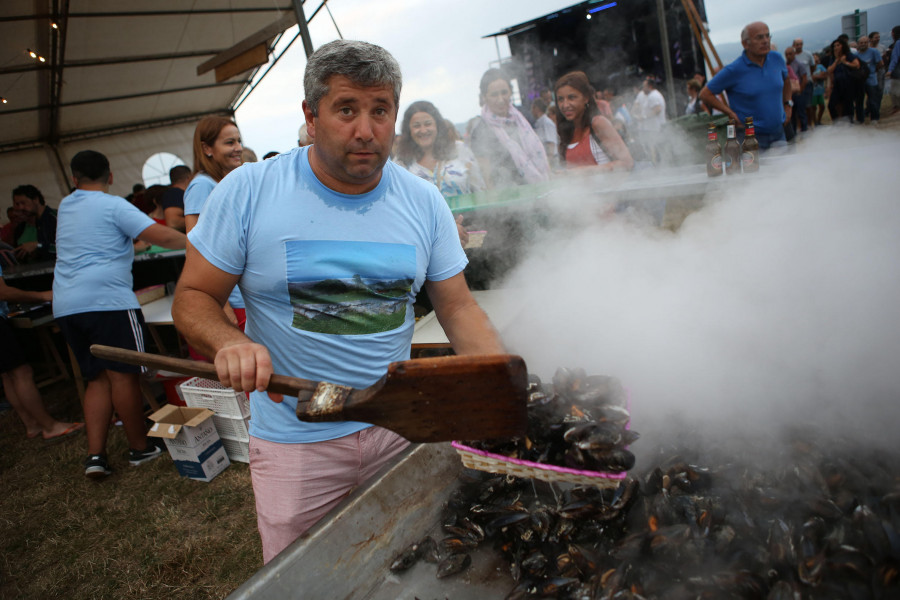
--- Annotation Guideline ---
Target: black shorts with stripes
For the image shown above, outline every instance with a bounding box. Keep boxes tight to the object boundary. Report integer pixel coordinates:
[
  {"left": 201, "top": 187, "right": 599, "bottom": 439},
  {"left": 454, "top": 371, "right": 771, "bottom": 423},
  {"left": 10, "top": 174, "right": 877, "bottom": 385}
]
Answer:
[{"left": 56, "top": 309, "right": 147, "bottom": 381}]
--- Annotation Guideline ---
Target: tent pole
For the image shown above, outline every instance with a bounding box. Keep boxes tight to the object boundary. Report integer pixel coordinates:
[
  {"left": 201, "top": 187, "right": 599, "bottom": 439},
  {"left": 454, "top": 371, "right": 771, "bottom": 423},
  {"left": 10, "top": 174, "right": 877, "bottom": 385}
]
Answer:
[
  {"left": 47, "top": 143, "right": 71, "bottom": 199},
  {"left": 656, "top": 0, "right": 677, "bottom": 119},
  {"left": 324, "top": 2, "right": 343, "bottom": 39},
  {"left": 292, "top": 0, "right": 315, "bottom": 58}
]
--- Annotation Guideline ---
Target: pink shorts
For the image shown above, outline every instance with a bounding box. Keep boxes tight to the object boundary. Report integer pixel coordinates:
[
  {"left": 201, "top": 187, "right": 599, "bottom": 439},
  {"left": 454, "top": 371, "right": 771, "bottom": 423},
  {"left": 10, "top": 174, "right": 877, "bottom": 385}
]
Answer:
[{"left": 249, "top": 427, "right": 409, "bottom": 563}]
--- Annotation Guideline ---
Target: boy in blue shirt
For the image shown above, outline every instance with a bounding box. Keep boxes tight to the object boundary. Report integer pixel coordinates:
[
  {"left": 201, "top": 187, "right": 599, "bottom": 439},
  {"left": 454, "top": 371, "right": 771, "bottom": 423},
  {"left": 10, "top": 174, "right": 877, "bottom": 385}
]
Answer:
[{"left": 54, "top": 150, "right": 187, "bottom": 478}]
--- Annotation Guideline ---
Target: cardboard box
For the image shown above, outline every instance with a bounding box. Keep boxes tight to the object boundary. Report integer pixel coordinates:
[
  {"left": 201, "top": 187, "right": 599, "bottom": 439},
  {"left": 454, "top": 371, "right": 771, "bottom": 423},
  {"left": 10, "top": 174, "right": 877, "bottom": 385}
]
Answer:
[{"left": 148, "top": 405, "right": 230, "bottom": 482}]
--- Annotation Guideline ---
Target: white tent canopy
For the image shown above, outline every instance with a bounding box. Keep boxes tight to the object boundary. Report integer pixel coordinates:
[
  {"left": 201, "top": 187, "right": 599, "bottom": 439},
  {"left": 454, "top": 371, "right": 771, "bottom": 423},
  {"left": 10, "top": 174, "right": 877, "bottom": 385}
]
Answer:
[
  {"left": 1, "top": 122, "right": 197, "bottom": 204},
  {"left": 0, "top": 0, "right": 305, "bottom": 208}
]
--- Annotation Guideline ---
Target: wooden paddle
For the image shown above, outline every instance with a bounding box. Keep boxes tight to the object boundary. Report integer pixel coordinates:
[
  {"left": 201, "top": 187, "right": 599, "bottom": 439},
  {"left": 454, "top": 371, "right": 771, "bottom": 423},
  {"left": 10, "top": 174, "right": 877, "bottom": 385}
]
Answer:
[{"left": 90, "top": 345, "right": 529, "bottom": 443}]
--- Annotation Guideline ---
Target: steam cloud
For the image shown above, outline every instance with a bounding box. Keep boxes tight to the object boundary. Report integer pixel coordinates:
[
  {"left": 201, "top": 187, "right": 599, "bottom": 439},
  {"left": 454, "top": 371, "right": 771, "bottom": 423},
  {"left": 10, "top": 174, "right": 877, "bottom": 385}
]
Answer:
[{"left": 494, "top": 125, "right": 900, "bottom": 454}]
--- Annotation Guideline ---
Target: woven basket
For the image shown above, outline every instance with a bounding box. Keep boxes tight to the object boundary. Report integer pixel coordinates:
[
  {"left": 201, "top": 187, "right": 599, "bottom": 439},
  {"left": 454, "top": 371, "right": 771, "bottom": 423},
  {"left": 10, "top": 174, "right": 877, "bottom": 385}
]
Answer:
[
  {"left": 452, "top": 382, "right": 632, "bottom": 488},
  {"left": 451, "top": 441, "right": 627, "bottom": 488}
]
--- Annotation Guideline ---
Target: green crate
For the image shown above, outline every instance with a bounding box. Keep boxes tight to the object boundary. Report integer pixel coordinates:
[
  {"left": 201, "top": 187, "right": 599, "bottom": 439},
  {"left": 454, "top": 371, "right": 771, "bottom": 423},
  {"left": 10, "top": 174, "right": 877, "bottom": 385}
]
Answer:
[
  {"left": 445, "top": 180, "right": 555, "bottom": 214},
  {"left": 664, "top": 113, "right": 731, "bottom": 165}
]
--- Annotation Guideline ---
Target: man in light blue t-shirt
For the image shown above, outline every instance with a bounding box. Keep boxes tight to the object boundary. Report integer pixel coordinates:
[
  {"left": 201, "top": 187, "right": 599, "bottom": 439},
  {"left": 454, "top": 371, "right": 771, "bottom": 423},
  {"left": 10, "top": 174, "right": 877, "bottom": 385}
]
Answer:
[{"left": 174, "top": 40, "right": 506, "bottom": 563}]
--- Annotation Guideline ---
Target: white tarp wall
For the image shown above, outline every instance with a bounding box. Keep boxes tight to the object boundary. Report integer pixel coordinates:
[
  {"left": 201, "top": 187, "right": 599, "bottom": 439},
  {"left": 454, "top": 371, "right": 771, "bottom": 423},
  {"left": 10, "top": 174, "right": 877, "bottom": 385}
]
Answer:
[
  {"left": 0, "top": 147, "right": 68, "bottom": 210},
  {"left": 1, "top": 121, "right": 196, "bottom": 212}
]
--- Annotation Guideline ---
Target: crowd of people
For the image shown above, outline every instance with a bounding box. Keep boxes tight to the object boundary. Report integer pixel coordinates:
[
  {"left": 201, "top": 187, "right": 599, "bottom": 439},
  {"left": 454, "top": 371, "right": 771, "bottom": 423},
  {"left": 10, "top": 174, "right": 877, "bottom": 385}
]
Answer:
[
  {"left": 388, "top": 24, "right": 899, "bottom": 190},
  {"left": 389, "top": 65, "right": 643, "bottom": 202},
  {"left": 787, "top": 29, "right": 898, "bottom": 129},
  {"left": 694, "top": 25, "right": 899, "bottom": 148},
  {"left": 1, "top": 18, "right": 899, "bottom": 567}
]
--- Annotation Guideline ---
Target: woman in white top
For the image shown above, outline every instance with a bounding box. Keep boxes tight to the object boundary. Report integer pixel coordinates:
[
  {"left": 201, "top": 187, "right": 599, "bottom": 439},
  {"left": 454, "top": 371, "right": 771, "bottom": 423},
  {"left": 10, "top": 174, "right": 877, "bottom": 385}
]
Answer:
[
  {"left": 554, "top": 71, "right": 633, "bottom": 172},
  {"left": 394, "top": 101, "right": 481, "bottom": 245},
  {"left": 395, "top": 100, "right": 485, "bottom": 198}
]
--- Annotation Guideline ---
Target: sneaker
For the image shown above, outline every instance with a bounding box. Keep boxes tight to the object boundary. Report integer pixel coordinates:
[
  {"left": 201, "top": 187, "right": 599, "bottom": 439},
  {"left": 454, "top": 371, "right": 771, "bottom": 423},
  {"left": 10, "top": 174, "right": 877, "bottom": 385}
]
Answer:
[
  {"left": 128, "top": 443, "right": 163, "bottom": 466},
  {"left": 84, "top": 454, "right": 112, "bottom": 479}
]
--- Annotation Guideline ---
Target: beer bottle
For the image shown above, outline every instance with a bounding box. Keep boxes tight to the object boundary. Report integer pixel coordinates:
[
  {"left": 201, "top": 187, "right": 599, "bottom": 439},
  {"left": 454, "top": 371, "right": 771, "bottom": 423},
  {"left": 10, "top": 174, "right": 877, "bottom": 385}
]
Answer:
[
  {"left": 741, "top": 116, "right": 759, "bottom": 173},
  {"left": 705, "top": 124, "right": 722, "bottom": 177},
  {"left": 723, "top": 119, "right": 740, "bottom": 175}
]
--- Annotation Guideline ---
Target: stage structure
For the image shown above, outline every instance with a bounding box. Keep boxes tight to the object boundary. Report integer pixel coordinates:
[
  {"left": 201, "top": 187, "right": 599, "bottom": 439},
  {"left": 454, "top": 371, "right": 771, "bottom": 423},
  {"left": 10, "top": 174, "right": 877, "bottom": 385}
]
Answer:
[{"left": 485, "top": 0, "right": 710, "bottom": 117}]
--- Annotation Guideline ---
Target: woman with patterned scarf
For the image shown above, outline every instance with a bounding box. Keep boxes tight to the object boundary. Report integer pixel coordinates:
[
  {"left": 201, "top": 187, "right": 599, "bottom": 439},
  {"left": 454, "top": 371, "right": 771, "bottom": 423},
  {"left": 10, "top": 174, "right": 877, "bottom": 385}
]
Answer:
[{"left": 469, "top": 69, "right": 550, "bottom": 190}]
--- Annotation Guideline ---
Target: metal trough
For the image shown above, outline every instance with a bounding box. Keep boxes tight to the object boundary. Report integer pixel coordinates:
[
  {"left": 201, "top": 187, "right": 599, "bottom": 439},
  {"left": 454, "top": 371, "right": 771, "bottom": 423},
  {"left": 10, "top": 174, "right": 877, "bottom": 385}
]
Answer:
[{"left": 226, "top": 443, "right": 514, "bottom": 600}]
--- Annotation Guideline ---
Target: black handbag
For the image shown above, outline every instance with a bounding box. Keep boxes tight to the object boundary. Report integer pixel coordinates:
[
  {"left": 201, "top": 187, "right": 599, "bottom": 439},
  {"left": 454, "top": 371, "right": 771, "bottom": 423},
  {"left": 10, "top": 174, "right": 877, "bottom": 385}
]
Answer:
[{"left": 849, "top": 59, "right": 869, "bottom": 82}]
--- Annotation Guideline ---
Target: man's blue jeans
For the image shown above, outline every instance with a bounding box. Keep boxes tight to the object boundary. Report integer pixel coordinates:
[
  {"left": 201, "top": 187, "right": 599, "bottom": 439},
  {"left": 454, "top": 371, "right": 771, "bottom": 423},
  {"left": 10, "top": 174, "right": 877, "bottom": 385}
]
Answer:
[{"left": 865, "top": 83, "right": 881, "bottom": 121}]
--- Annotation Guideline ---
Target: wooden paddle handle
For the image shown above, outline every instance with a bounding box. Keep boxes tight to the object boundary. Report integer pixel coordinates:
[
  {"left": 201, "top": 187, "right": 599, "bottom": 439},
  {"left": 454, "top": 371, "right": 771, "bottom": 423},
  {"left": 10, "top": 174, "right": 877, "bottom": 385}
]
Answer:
[{"left": 89, "top": 345, "right": 319, "bottom": 396}]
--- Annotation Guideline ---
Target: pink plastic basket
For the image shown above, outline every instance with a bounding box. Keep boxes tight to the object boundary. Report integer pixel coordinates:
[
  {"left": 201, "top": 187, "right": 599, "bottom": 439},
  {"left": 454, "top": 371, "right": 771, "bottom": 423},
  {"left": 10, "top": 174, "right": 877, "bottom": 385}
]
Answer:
[
  {"left": 452, "top": 387, "right": 632, "bottom": 488},
  {"left": 452, "top": 441, "right": 627, "bottom": 488}
]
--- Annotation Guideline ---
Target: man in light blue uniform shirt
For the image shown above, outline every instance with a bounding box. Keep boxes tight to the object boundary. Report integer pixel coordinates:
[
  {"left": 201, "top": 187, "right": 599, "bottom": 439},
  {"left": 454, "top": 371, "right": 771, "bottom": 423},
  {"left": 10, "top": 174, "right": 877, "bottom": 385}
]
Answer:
[
  {"left": 173, "top": 40, "right": 506, "bottom": 563},
  {"left": 700, "top": 21, "right": 792, "bottom": 150},
  {"left": 53, "top": 150, "right": 186, "bottom": 478}
]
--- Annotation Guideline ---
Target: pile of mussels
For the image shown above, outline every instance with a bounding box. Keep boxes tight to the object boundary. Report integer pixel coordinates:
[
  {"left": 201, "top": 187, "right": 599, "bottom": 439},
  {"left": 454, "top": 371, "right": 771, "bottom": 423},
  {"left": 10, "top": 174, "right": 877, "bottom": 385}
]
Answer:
[
  {"left": 464, "top": 367, "right": 640, "bottom": 474},
  {"left": 390, "top": 367, "right": 642, "bottom": 583},
  {"left": 391, "top": 429, "right": 900, "bottom": 599}
]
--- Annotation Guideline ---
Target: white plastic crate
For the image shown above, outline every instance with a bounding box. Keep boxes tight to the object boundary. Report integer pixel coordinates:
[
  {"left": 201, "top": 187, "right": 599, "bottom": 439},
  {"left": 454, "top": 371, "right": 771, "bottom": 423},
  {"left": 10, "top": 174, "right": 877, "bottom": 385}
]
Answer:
[
  {"left": 220, "top": 437, "right": 250, "bottom": 463},
  {"left": 212, "top": 414, "right": 250, "bottom": 442},
  {"left": 179, "top": 377, "right": 250, "bottom": 419}
]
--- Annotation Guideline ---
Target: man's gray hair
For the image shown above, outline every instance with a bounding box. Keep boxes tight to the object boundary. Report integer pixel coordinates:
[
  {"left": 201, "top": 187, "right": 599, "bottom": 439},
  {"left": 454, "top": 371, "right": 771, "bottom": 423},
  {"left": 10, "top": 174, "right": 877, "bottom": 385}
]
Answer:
[
  {"left": 303, "top": 40, "right": 402, "bottom": 116},
  {"left": 741, "top": 22, "right": 769, "bottom": 44}
]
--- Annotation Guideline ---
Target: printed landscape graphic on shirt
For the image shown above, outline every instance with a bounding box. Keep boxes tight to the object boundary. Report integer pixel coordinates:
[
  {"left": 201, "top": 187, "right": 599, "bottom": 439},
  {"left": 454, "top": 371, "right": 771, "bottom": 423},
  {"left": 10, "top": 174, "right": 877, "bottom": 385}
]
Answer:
[{"left": 286, "top": 240, "right": 415, "bottom": 335}]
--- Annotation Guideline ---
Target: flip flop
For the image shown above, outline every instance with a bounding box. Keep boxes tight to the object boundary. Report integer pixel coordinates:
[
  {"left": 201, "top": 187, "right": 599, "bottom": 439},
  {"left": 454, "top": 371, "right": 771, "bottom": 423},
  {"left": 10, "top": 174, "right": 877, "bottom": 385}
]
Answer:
[{"left": 43, "top": 422, "right": 85, "bottom": 441}]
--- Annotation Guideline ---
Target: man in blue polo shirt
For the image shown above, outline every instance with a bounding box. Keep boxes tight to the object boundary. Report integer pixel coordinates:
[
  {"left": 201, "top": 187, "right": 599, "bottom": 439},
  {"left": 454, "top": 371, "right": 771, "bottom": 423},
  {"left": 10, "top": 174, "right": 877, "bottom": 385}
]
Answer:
[{"left": 700, "top": 21, "right": 793, "bottom": 150}]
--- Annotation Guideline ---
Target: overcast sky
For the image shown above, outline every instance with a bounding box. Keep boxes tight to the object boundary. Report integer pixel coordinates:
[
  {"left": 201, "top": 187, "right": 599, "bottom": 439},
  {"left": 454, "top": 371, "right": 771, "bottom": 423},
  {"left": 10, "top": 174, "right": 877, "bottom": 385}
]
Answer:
[{"left": 235, "top": 0, "right": 889, "bottom": 155}]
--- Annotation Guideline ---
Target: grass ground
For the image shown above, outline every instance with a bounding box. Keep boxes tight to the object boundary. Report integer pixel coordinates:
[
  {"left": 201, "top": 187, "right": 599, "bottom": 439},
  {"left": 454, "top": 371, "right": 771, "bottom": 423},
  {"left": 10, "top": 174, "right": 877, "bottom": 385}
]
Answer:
[{"left": 0, "top": 380, "right": 261, "bottom": 599}]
